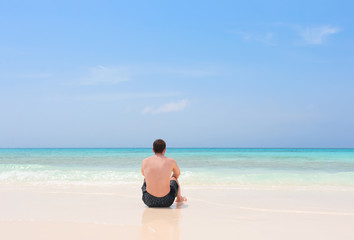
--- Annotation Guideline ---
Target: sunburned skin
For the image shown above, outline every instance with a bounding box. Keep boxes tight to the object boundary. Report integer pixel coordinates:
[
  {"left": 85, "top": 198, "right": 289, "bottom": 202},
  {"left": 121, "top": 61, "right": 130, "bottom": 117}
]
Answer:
[{"left": 141, "top": 149, "right": 187, "bottom": 202}]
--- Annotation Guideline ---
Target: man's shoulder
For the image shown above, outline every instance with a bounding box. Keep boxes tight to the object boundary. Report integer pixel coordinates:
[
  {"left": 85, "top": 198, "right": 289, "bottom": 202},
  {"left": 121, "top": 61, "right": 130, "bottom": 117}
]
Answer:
[
  {"left": 166, "top": 156, "right": 176, "bottom": 161},
  {"left": 143, "top": 155, "right": 154, "bottom": 162},
  {"left": 143, "top": 155, "right": 176, "bottom": 164},
  {"left": 165, "top": 156, "right": 177, "bottom": 164}
]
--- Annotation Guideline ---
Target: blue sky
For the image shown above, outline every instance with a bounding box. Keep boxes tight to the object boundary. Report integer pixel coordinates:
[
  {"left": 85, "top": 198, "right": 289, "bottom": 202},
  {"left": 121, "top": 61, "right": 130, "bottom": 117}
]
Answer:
[{"left": 1, "top": 0, "right": 353, "bottom": 148}]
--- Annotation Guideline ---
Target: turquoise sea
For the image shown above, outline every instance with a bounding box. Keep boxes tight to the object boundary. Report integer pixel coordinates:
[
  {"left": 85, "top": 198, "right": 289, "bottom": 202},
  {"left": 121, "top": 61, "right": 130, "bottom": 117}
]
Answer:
[{"left": 1, "top": 148, "right": 354, "bottom": 189}]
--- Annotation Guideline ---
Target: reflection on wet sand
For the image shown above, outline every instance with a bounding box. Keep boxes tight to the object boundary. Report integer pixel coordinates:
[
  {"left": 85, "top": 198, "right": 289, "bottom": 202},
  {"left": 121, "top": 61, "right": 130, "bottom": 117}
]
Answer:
[{"left": 141, "top": 203, "right": 187, "bottom": 240}]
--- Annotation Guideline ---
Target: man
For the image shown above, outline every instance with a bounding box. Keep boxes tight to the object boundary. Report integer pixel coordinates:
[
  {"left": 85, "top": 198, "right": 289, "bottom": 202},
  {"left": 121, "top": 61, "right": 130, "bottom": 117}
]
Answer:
[{"left": 141, "top": 139, "right": 187, "bottom": 207}]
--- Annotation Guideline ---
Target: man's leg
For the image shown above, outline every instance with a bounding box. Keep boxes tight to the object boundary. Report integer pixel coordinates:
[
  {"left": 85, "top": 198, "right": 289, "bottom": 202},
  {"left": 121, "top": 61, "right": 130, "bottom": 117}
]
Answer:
[{"left": 170, "top": 177, "right": 187, "bottom": 202}]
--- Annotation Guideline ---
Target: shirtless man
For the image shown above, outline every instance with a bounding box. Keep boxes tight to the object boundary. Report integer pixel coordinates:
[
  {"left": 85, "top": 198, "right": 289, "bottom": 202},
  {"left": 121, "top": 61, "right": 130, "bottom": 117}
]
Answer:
[{"left": 141, "top": 139, "right": 187, "bottom": 207}]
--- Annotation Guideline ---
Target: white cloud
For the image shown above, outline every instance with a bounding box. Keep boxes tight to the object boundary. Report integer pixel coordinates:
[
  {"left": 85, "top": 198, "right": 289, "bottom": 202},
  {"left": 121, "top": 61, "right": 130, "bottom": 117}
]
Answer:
[
  {"left": 234, "top": 23, "right": 341, "bottom": 46},
  {"left": 299, "top": 25, "right": 340, "bottom": 45},
  {"left": 142, "top": 100, "right": 188, "bottom": 114},
  {"left": 74, "top": 64, "right": 220, "bottom": 86},
  {"left": 79, "top": 65, "right": 129, "bottom": 86}
]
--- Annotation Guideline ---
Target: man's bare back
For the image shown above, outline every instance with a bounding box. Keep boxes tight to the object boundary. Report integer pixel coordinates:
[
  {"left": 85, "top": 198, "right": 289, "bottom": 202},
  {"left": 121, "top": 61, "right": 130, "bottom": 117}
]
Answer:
[
  {"left": 141, "top": 139, "right": 186, "bottom": 206},
  {"left": 141, "top": 153, "right": 178, "bottom": 197}
]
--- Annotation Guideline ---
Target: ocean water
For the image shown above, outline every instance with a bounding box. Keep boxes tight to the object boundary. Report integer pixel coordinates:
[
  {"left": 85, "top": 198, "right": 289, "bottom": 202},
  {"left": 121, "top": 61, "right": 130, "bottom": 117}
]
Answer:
[{"left": 1, "top": 148, "right": 354, "bottom": 189}]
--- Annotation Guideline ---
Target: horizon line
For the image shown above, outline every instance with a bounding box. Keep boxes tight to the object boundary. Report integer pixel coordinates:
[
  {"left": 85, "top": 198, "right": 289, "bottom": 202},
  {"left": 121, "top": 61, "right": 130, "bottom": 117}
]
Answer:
[{"left": 1, "top": 147, "right": 353, "bottom": 150}]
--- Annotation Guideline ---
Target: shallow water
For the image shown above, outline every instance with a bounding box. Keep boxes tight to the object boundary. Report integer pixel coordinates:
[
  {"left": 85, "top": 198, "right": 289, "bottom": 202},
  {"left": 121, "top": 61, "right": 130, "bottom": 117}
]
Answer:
[{"left": 1, "top": 148, "right": 354, "bottom": 188}]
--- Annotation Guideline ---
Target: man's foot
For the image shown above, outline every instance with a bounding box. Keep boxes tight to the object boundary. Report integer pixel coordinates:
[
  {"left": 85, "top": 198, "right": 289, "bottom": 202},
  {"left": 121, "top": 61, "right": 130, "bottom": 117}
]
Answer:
[{"left": 176, "top": 196, "right": 187, "bottom": 202}]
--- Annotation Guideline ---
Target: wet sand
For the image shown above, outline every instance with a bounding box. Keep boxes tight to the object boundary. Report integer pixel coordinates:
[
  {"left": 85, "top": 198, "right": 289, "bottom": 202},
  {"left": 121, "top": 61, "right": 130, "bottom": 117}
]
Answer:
[{"left": 1, "top": 185, "right": 354, "bottom": 240}]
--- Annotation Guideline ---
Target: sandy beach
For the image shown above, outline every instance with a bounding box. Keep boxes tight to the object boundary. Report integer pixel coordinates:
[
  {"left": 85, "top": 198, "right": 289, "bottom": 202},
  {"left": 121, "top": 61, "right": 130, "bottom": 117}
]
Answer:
[
  {"left": 1, "top": 185, "right": 354, "bottom": 240},
  {"left": 2, "top": 0, "right": 353, "bottom": 237}
]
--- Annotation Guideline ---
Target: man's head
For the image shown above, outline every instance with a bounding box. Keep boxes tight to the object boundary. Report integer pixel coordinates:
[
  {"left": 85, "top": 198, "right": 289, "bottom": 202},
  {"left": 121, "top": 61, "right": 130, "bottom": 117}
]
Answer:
[{"left": 153, "top": 139, "right": 166, "bottom": 154}]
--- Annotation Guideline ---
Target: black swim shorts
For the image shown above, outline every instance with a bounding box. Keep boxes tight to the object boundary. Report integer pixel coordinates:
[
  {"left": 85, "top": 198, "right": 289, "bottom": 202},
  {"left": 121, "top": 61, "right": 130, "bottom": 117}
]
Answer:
[{"left": 142, "top": 180, "right": 179, "bottom": 207}]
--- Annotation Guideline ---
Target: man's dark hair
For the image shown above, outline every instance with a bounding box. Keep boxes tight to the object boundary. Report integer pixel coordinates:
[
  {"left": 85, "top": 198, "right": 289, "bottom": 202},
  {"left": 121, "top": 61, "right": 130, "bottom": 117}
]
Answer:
[{"left": 153, "top": 139, "right": 166, "bottom": 153}]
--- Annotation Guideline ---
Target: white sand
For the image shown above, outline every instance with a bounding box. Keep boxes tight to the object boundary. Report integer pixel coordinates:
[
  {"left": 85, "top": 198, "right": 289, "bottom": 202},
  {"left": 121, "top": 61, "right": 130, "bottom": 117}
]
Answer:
[{"left": 1, "top": 185, "right": 354, "bottom": 240}]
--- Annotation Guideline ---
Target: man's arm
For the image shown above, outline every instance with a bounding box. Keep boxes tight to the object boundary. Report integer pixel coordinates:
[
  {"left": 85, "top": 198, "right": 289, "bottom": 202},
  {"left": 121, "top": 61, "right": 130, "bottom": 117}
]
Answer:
[
  {"left": 171, "top": 159, "right": 181, "bottom": 179},
  {"left": 141, "top": 159, "right": 145, "bottom": 177}
]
